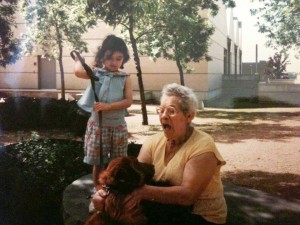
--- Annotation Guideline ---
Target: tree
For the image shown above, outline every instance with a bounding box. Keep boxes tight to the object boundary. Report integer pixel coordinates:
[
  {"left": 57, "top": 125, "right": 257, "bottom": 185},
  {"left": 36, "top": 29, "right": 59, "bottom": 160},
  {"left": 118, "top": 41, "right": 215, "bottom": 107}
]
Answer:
[
  {"left": 137, "top": 0, "right": 223, "bottom": 86},
  {"left": 20, "top": 0, "right": 97, "bottom": 100},
  {"left": 87, "top": 0, "right": 235, "bottom": 123},
  {"left": 0, "top": 0, "right": 20, "bottom": 67},
  {"left": 87, "top": 0, "right": 160, "bottom": 125},
  {"left": 264, "top": 52, "right": 289, "bottom": 79},
  {"left": 250, "top": 0, "right": 300, "bottom": 54},
  {"left": 137, "top": 0, "right": 235, "bottom": 86}
]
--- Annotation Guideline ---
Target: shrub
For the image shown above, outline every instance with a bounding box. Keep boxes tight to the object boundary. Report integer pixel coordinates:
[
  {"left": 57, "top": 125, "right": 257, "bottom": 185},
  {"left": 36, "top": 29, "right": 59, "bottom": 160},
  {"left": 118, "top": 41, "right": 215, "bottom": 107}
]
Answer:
[
  {"left": 232, "top": 97, "right": 296, "bottom": 108},
  {"left": 0, "top": 97, "right": 88, "bottom": 136},
  {"left": 0, "top": 138, "right": 90, "bottom": 225},
  {"left": 0, "top": 96, "right": 41, "bottom": 130}
]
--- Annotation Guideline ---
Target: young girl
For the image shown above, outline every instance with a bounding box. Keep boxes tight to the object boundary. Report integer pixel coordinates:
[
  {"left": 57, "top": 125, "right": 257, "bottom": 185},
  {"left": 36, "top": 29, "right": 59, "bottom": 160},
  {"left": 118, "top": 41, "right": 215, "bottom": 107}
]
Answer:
[{"left": 74, "top": 35, "right": 132, "bottom": 190}]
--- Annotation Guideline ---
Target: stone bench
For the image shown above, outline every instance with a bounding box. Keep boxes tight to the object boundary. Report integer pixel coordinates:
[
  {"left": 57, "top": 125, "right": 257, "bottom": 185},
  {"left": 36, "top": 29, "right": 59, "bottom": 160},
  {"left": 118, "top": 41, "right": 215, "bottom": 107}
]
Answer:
[{"left": 62, "top": 174, "right": 300, "bottom": 225}]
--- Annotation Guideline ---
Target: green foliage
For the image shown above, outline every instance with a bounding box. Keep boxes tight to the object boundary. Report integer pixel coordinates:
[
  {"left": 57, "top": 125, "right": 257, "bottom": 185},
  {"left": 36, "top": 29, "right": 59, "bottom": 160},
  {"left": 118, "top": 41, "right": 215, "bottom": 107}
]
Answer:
[
  {"left": 0, "top": 138, "right": 89, "bottom": 225},
  {"left": 264, "top": 52, "right": 289, "bottom": 79},
  {"left": 232, "top": 97, "right": 295, "bottom": 108},
  {"left": 20, "top": 0, "right": 98, "bottom": 99},
  {"left": 0, "top": 96, "right": 42, "bottom": 129},
  {"left": 135, "top": 0, "right": 235, "bottom": 85},
  {"left": 86, "top": 0, "right": 235, "bottom": 122},
  {"left": 250, "top": 0, "right": 300, "bottom": 54},
  {"left": 86, "top": 0, "right": 160, "bottom": 125},
  {"left": 20, "top": 0, "right": 96, "bottom": 58},
  {"left": 87, "top": 0, "right": 156, "bottom": 26},
  {"left": 137, "top": 1, "right": 215, "bottom": 73},
  {"left": 0, "top": 97, "right": 87, "bottom": 136},
  {"left": 0, "top": 0, "right": 21, "bottom": 67}
]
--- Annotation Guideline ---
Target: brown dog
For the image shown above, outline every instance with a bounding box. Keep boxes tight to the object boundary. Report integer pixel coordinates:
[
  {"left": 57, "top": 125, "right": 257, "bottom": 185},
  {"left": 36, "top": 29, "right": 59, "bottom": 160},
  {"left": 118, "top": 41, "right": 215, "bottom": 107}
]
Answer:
[{"left": 85, "top": 156, "right": 155, "bottom": 225}]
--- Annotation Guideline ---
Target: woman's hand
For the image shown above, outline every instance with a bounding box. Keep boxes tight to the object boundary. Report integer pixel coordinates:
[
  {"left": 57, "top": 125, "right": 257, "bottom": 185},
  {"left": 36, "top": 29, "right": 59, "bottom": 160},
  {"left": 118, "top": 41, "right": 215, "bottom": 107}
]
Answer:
[
  {"left": 92, "top": 189, "right": 109, "bottom": 212},
  {"left": 93, "top": 102, "right": 111, "bottom": 112},
  {"left": 122, "top": 188, "right": 143, "bottom": 209}
]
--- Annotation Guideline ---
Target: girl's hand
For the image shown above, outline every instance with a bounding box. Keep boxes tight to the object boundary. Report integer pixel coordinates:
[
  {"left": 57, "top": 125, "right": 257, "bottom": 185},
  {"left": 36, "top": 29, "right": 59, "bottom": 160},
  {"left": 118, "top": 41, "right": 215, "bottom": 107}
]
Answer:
[
  {"left": 93, "top": 102, "right": 111, "bottom": 112},
  {"left": 92, "top": 189, "right": 108, "bottom": 212}
]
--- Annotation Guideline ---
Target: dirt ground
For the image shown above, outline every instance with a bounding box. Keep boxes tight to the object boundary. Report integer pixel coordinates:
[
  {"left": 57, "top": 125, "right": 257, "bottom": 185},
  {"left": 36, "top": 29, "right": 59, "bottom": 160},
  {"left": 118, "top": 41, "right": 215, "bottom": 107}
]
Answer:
[
  {"left": 126, "top": 105, "right": 300, "bottom": 201},
  {"left": 1, "top": 104, "right": 300, "bottom": 201}
]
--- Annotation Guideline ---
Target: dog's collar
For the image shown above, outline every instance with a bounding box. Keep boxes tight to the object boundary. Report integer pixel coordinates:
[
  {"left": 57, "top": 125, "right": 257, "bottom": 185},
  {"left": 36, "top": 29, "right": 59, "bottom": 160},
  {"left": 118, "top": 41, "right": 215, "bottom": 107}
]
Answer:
[{"left": 102, "top": 184, "right": 111, "bottom": 195}]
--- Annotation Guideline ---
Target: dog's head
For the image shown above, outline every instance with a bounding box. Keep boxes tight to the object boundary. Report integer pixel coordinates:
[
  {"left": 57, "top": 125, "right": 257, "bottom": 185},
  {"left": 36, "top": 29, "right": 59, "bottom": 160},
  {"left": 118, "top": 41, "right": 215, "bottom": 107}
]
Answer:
[{"left": 99, "top": 157, "right": 154, "bottom": 194}]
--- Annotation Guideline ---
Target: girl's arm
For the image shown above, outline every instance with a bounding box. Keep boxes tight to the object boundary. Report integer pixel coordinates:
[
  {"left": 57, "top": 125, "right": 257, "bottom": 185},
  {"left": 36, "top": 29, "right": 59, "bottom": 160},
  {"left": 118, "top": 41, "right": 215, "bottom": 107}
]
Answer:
[
  {"left": 74, "top": 57, "right": 90, "bottom": 79},
  {"left": 93, "top": 75, "right": 133, "bottom": 112},
  {"left": 135, "top": 152, "right": 219, "bottom": 206}
]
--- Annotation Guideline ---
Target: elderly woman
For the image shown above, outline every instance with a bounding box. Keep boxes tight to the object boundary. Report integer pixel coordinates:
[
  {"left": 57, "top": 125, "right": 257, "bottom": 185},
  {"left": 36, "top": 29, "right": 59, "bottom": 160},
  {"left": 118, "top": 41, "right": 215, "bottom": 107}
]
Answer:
[{"left": 94, "top": 83, "right": 227, "bottom": 225}]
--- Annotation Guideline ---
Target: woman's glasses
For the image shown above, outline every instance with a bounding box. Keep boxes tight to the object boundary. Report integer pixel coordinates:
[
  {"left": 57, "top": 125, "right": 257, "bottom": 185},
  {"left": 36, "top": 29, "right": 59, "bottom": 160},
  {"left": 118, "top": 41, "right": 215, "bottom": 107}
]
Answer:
[{"left": 156, "top": 106, "right": 179, "bottom": 117}]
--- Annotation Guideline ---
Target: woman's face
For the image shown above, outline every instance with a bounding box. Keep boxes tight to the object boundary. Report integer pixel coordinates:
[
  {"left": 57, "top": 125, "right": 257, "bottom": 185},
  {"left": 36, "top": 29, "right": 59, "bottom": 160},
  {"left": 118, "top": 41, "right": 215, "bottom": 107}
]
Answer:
[
  {"left": 157, "top": 96, "right": 194, "bottom": 141},
  {"left": 103, "top": 51, "right": 124, "bottom": 72}
]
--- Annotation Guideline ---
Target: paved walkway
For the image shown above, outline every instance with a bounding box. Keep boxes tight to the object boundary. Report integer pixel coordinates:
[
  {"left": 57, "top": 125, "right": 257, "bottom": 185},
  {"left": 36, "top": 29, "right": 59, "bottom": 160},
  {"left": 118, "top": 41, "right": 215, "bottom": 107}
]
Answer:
[
  {"left": 224, "top": 182, "right": 300, "bottom": 225},
  {"left": 63, "top": 174, "right": 300, "bottom": 225}
]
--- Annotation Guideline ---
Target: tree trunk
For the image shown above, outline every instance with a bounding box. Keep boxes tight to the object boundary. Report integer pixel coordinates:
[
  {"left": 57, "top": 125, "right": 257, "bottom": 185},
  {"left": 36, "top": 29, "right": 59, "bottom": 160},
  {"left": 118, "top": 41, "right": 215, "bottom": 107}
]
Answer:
[
  {"left": 174, "top": 43, "right": 184, "bottom": 86},
  {"left": 128, "top": 15, "right": 148, "bottom": 125},
  {"left": 58, "top": 44, "right": 65, "bottom": 100},
  {"left": 56, "top": 24, "right": 65, "bottom": 100},
  {"left": 175, "top": 56, "right": 185, "bottom": 86}
]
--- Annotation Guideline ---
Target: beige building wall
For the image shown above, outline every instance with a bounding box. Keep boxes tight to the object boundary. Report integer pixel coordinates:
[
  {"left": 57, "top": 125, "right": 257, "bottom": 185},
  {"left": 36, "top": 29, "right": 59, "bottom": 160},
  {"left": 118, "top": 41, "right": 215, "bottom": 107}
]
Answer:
[
  {"left": 0, "top": 11, "right": 39, "bottom": 89},
  {"left": 206, "top": 4, "right": 228, "bottom": 100},
  {"left": 1, "top": 3, "right": 242, "bottom": 103},
  {"left": 233, "top": 16, "right": 242, "bottom": 74},
  {"left": 0, "top": 57, "right": 38, "bottom": 89}
]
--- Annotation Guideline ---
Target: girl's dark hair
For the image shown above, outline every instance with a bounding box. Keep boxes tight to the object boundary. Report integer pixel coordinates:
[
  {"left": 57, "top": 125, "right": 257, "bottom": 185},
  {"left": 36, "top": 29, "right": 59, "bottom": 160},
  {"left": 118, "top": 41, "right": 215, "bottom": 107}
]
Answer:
[{"left": 94, "top": 35, "right": 130, "bottom": 69}]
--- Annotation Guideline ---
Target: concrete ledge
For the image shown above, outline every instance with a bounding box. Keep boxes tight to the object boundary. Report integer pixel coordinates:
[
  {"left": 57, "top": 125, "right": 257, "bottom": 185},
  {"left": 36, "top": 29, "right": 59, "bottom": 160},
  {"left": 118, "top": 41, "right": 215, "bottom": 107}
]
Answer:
[
  {"left": 63, "top": 174, "right": 93, "bottom": 225},
  {"left": 258, "top": 82, "right": 300, "bottom": 105},
  {"left": 0, "top": 89, "right": 83, "bottom": 100},
  {"left": 63, "top": 175, "right": 300, "bottom": 225}
]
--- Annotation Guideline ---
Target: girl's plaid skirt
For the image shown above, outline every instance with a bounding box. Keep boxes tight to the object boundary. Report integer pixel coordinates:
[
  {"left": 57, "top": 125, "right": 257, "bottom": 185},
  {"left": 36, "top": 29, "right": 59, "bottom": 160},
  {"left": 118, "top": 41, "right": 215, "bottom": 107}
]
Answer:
[{"left": 83, "top": 120, "right": 128, "bottom": 166}]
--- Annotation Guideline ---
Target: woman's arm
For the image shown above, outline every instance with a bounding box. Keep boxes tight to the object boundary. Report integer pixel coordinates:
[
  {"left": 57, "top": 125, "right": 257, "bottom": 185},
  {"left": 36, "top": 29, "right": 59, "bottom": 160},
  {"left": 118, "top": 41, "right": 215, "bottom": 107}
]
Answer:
[
  {"left": 137, "top": 144, "right": 152, "bottom": 164},
  {"left": 73, "top": 58, "right": 90, "bottom": 79},
  {"left": 93, "top": 75, "right": 133, "bottom": 112},
  {"left": 135, "top": 152, "right": 219, "bottom": 206}
]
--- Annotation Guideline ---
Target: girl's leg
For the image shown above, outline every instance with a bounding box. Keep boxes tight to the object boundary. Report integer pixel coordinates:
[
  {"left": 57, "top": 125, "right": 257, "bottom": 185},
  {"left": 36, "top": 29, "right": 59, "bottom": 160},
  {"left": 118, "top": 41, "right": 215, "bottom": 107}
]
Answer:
[
  {"left": 93, "top": 165, "right": 103, "bottom": 190},
  {"left": 89, "top": 165, "right": 103, "bottom": 213}
]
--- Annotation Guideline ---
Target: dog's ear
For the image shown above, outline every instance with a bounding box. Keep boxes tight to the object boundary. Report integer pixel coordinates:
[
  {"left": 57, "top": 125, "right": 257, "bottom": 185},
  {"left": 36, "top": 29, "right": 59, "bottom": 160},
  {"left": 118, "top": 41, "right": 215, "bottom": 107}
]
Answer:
[
  {"left": 113, "top": 157, "right": 145, "bottom": 193},
  {"left": 131, "top": 161, "right": 155, "bottom": 183},
  {"left": 99, "top": 157, "right": 142, "bottom": 193},
  {"left": 100, "top": 157, "right": 154, "bottom": 194},
  {"left": 99, "top": 157, "right": 124, "bottom": 186}
]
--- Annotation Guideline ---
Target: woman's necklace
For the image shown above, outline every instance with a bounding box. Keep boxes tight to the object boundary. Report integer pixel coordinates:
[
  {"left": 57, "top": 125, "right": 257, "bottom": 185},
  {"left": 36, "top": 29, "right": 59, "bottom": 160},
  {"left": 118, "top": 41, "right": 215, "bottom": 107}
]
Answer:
[
  {"left": 165, "top": 126, "right": 194, "bottom": 163},
  {"left": 168, "top": 126, "right": 194, "bottom": 149}
]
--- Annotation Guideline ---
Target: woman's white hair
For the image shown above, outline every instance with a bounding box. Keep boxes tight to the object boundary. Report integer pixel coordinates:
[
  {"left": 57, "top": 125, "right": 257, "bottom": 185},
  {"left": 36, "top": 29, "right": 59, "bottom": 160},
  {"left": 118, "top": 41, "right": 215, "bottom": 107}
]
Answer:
[{"left": 161, "top": 83, "right": 198, "bottom": 115}]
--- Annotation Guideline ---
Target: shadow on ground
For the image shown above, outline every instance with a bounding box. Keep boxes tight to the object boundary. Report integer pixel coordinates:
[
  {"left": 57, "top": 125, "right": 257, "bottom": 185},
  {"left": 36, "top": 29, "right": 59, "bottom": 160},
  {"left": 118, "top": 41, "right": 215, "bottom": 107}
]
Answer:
[
  {"left": 196, "top": 111, "right": 300, "bottom": 122},
  {"left": 195, "top": 122, "right": 300, "bottom": 143},
  {"left": 224, "top": 182, "right": 300, "bottom": 225},
  {"left": 127, "top": 110, "right": 300, "bottom": 144},
  {"left": 222, "top": 171, "right": 300, "bottom": 201}
]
